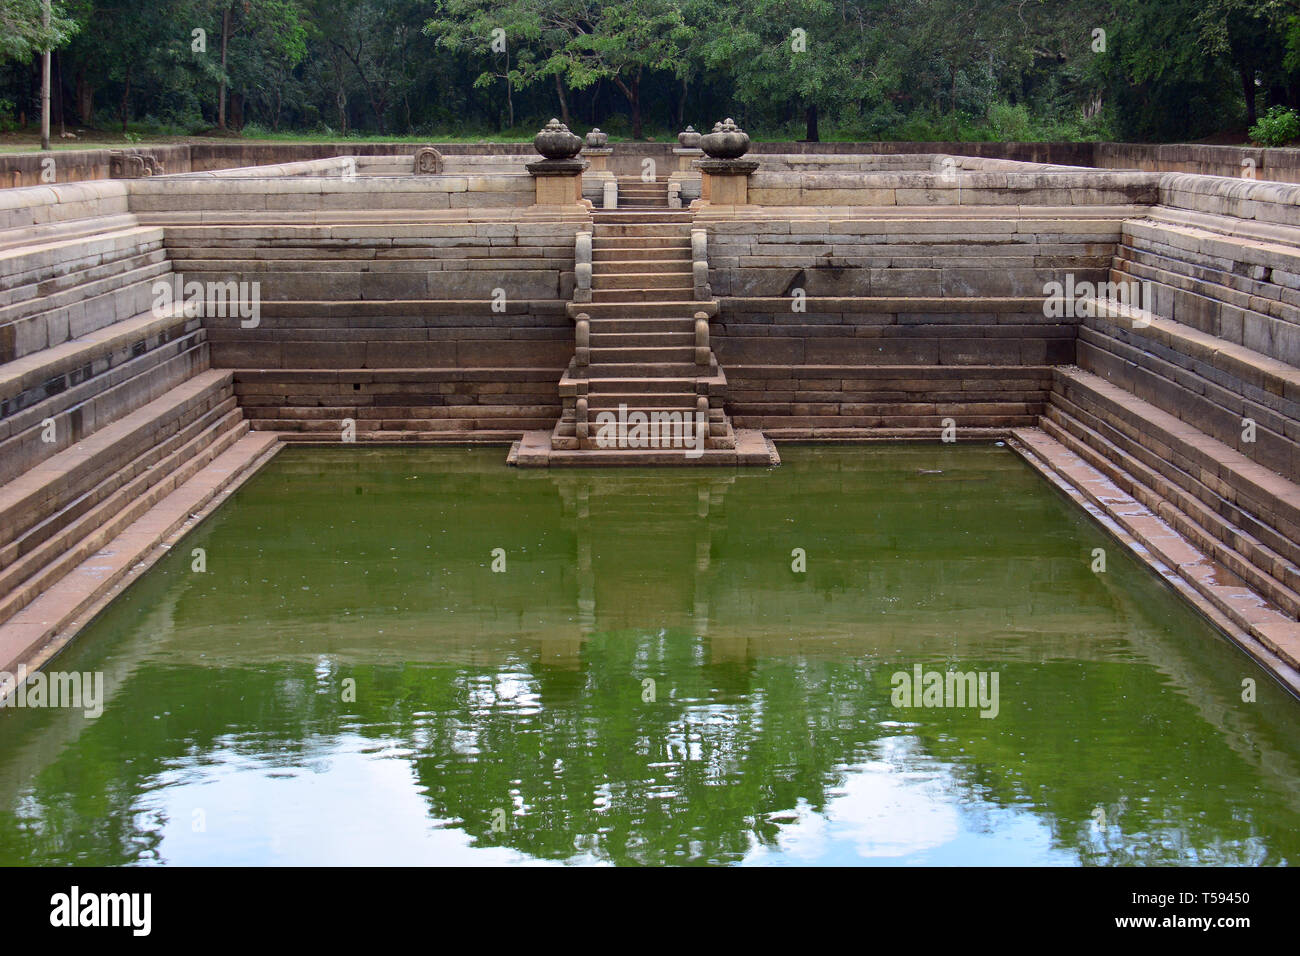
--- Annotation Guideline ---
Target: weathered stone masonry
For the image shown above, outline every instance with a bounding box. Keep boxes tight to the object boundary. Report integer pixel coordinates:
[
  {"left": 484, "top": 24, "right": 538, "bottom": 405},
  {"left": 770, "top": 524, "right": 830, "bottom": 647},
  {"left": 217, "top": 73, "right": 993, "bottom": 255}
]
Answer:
[{"left": 0, "top": 147, "right": 1297, "bottom": 693}]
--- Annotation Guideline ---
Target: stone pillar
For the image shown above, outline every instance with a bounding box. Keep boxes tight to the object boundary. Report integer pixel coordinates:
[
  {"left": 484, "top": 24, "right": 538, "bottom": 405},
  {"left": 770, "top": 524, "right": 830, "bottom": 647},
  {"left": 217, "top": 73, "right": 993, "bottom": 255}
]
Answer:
[
  {"left": 526, "top": 158, "right": 590, "bottom": 207},
  {"left": 527, "top": 118, "right": 592, "bottom": 208},
  {"left": 693, "top": 118, "right": 757, "bottom": 207},
  {"left": 583, "top": 146, "right": 612, "bottom": 173},
  {"left": 672, "top": 147, "right": 703, "bottom": 173},
  {"left": 695, "top": 158, "right": 758, "bottom": 206}
]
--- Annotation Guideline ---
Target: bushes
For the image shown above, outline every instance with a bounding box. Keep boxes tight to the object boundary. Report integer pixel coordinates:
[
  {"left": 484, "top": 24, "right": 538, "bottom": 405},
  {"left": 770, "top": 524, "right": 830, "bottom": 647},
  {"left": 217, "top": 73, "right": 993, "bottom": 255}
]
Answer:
[{"left": 1250, "top": 106, "right": 1300, "bottom": 147}]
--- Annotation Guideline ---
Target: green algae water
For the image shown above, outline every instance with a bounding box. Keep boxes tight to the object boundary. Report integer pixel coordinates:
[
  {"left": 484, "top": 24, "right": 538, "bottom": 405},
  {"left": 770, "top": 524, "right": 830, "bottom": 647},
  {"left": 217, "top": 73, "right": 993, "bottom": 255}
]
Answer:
[{"left": 0, "top": 444, "right": 1297, "bottom": 866}]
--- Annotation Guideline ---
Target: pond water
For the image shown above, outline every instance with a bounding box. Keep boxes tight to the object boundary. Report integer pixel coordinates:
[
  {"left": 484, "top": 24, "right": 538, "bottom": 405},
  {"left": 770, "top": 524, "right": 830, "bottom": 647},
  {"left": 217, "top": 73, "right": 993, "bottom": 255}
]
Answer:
[{"left": 0, "top": 445, "right": 1296, "bottom": 866}]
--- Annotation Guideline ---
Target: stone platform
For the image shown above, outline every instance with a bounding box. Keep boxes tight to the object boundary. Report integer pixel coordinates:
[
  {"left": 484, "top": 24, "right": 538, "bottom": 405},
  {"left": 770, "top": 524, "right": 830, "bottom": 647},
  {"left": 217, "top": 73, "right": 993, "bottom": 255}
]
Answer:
[{"left": 507, "top": 427, "right": 779, "bottom": 467}]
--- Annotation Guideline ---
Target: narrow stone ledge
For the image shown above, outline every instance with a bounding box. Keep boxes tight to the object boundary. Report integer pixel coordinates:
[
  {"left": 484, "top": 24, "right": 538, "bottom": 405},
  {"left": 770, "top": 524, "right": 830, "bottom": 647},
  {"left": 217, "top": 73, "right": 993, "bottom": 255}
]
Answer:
[{"left": 1011, "top": 426, "right": 1300, "bottom": 696}]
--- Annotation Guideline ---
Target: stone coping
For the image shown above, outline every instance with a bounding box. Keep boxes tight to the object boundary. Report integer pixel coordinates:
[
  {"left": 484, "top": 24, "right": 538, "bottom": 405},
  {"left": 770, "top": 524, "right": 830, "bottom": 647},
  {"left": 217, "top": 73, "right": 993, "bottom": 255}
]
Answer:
[{"left": 7, "top": 155, "right": 1300, "bottom": 236}]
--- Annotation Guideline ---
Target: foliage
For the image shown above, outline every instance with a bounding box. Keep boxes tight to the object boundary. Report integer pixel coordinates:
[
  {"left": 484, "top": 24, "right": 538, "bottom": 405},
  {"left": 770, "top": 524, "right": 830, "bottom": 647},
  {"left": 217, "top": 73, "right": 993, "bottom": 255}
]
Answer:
[
  {"left": 0, "top": 0, "right": 79, "bottom": 64},
  {"left": 1250, "top": 104, "right": 1300, "bottom": 143},
  {"left": 3, "top": 0, "right": 1300, "bottom": 143}
]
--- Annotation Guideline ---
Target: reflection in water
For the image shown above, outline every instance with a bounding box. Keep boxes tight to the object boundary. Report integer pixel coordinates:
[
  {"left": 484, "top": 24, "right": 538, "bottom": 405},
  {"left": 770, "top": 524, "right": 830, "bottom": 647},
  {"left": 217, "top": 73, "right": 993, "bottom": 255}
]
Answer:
[{"left": 0, "top": 446, "right": 1296, "bottom": 866}]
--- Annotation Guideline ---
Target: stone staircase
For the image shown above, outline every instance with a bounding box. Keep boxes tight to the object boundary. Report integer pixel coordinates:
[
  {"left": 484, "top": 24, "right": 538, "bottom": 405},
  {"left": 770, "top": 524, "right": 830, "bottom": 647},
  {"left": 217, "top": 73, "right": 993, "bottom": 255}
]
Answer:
[
  {"left": 616, "top": 176, "right": 669, "bottom": 209},
  {"left": 0, "top": 215, "right": 279, "bottom": 677},
  {"left": 511, "top": 207, "right": 776, "bottom": 465}
]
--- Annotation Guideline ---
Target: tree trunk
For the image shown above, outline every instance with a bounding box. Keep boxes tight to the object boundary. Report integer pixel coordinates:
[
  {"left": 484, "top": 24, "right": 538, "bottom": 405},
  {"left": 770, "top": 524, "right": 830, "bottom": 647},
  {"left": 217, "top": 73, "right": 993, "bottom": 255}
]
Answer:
[
  {"left": 1240, "top": 65, "right": 1257, "bottom": 127},
  {"left": 555, "top": 73, "right": 570, "bottom": 127},
  {"left": 119, "top": 64, "right": 131, "bottom": 133},
  {"left": 677, "top": 75, "right": 687, "bottom": 129},
  {"left": 219, "top": 5, "right": 231, "bottom": 129},
  {"left": 55, "top": 50, "right": 65, "bottom": 136},
  {"left": 75, "top": 67, "right": 94, "bottom": 125},
  {"left": 805, "top": 103, "right": 819, "bottom": 142},
  {"left": 618, "top": 71, "right": 643, "bottom": 139}
]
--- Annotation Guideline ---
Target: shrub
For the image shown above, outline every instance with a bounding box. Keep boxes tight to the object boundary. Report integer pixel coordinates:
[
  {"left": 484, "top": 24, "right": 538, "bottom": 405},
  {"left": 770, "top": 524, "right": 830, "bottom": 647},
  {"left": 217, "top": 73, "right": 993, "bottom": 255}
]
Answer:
[
  {"left": 1250, "top": 106, "right": 1300, "bottom": 147},
  {"left": 987, "top": 101, "right": 1033, "bottom": 142}
]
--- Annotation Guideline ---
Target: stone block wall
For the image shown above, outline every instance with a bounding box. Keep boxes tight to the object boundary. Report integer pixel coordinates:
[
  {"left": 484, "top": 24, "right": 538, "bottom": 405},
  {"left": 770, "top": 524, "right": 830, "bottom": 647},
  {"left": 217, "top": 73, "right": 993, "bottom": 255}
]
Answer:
[{"left": 702, "top": 203, "right": 1132, "bottom": 436}]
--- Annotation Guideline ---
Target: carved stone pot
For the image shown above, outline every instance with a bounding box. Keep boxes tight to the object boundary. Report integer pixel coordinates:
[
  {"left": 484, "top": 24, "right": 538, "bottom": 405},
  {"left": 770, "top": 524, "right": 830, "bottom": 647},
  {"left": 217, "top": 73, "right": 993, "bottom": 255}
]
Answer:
[
  {"left": 677, "top": 126, "right": 702, "bottom": 149},
  {"left": 700, "top": 118, "right": 750, "bottom": 160},
  {"left": 534, "top": 119, "right": 583, "bottom": 160}
]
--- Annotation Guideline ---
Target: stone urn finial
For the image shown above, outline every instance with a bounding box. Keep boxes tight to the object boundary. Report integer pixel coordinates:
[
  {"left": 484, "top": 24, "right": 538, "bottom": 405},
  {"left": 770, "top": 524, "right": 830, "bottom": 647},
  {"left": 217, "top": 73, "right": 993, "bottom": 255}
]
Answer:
[
  {"left": 701, "top": 118, "right": 749, "bottom": 159},
  {"left": 678, "top": 125, "right": 702, "bottom": 149},
  {"left": 534, "top": 118, "right": 583, "bottom": 160},
  {"left": 585, "top": 127, "right": 608, "bottom": 148}
]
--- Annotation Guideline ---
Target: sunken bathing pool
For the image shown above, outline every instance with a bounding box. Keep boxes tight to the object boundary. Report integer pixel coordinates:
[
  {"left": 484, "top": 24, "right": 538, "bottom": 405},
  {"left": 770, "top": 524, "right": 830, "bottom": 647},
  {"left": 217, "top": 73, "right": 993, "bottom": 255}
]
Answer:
[{"left": 0, "top": 445, "right": 1296, "bottom": 866}]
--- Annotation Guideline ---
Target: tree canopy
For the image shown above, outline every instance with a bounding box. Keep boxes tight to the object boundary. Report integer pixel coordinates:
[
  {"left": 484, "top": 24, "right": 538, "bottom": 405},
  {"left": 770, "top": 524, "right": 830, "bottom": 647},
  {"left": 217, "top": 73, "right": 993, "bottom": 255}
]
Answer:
[{"left": 2, "top": 0, "right": 1299, "bottom": 143}]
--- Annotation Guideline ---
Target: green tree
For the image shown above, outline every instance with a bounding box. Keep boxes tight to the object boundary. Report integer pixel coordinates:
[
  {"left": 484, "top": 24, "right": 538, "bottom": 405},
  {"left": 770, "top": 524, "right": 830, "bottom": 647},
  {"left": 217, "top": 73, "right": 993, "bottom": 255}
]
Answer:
[
  {"left": 428, "top": 0, "right": 691, "bottom": 139},
  {"left": 0, "top": 0, "right": 78, "bottom": 65}
]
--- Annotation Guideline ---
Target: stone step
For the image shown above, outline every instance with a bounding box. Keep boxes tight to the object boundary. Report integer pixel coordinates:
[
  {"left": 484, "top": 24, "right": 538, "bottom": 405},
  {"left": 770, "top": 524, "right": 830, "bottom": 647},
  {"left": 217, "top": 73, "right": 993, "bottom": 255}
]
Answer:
[
  {"left": 273, "top": 428, "right": 523, "bottom": 443},
  {"left": 576, "top": 375, "right": 709, "bottom": 393},
  {"left": 588, "top": 317, "right": 696, "bottom": 333},
  {"left": 554, "top": 417, "right": 731, "bottom": 438},
  {"left": 1012, "top": 426, "right": 1300, "bottom": 675},
  {"left": 0, "top": 215, "right": 141, "bottom": 256},
  {"left": 1076, "top": 320, "right": 1299, "bottom": 475},
  {"left": 593, "top": 212, "right": 691, "bottom": 224},
  {"left": 1078, "top": 308, "right": 1300, "bottom": 416},
  {"left": 592, "top": 237, "right": 689, "bottom": 250},
  {"left": 0, "top": 298, "right": 190, "bottom": 397},
  {"left": 241, "top": 403, "right": 558, "bottom": 420},
  {"left": 736, "top": 414, "right": 1036, "bottom": 430},
  {"left": 1054, "top": 367, "right": 1300, "bottom": 540},
  {"left": 1047, "top": 386, "right": 1300, "bottom": 577},
  {"left": 566, "top": 426, "right": 735, "bottom": 450},
  {"left": 1, "top": 260, "right": 174, "bottom": 361},
  {"left": 1042, "top": 403, "right": 1300, "bottom": 616},
  {"left": 593, "top": 224, "right": 692, "bottom": 238},
  {"left": 0, "top": 253, "right": 169, "bottom": 321},
  {"left": 0, "top": 226, "right": 165, "bottom": 295},
  {"left": 590, "top": 260, "right": 692, "bottom": 275},
  {"left": 255, "top": 416, "right": 557, "bottom": 432},
  {"left": 568, "top": 301, "right": 717, "bottom": 319},
  {"left": 574, "top": 399, "right": 720, "bottom": 415},
  {"left": 0, "top": 334, "right": 210, "bottom": 487},
  {"left": 589, "top": 331, "right": 694, "bottom": 347},
  {"left": 0, "top": 369, "right": 234, "bottom": 552},
  {"left": 591, "top": 271, "right": 693, "bottom": 289},
  {"left": 757, "top": 425, "right": 1011, "bottom": 441},
  {"left": 0, "top": 407, "right": 248, "bottom": 626},
  {"left": 593, "top": 248, "right": 692, "bottom": 262},
  {"left": 590, "top": 288, "right": 695, "bottom": 303},
  {"left": 589, "top": 345, "right": 696, "bottom": 363},
  {"left": 0, "top": 430, "right": 279, "bottom": 676},
  {"left": 510, "top": 428, "right": 777, "bottom": 467}
]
